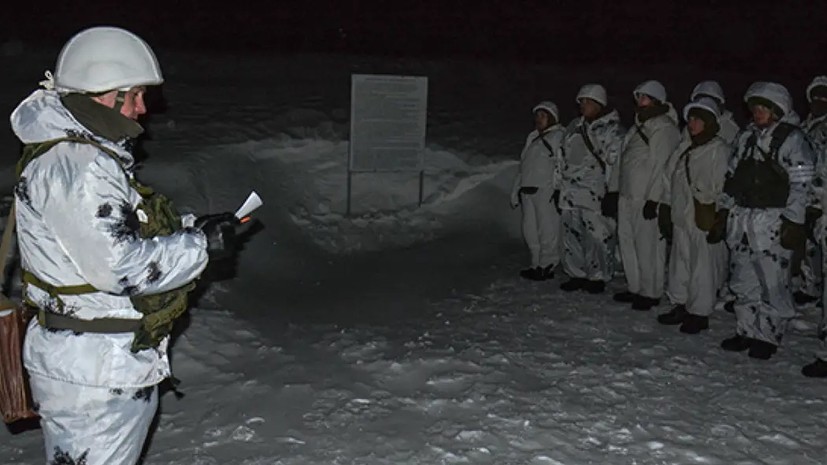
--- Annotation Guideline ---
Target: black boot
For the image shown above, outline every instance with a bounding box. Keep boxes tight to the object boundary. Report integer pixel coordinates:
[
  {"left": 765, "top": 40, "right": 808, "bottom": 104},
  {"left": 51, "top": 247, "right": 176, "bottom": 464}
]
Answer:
[
  {"left": 560, "top": 278, "right": 587, "bottom": 292},
  {"left": 723, "top": 301, "right": 735, "bottom": 313},
  {"left": 541, "top": 264, "right": 555, "bottom": 280},
  {"left": 794, "top": 291, "right": 819, "bottom": 305},
  {"left": 584, "top": 280, "right": 606, "bottom": 294},
  {"left": 747, "top": 340, "right": 777, "bottom": 360},
  {"left": 720, "top": 334, "right": 751, "bottom": 352},
  {"left": 613, "top": 291, "right": 637, "bottom": 303},
  {"left": 519, "top": 267, "right": 538, "bottom": 280},
  {"left": 679, "top": 314, "right": 709, "bottom": 334},
  {"left": 657, "top": 304, "right": 687, "bottom": 325},
  {"left": 802, "top": 359, "right": 827, "bottom": 377},
  {"left": 632, "top": 295, "right": 660, "bottom": 311}
]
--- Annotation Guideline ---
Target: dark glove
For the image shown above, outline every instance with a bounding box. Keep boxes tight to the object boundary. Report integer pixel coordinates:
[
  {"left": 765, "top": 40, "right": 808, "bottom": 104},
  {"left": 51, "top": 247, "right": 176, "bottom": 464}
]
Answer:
[
  {"left": 693, "top": 199, "right": 717, "bottom": 232},
  {"left": 601, "top": 192, "right": 619, "bottom": 219},
  {"left": 657, "top": 204, "right": 672, "bottom": 240},
  {"left": 551, "top": 190, "right": 561, "bottom": 214},
  {"left": 780, "top": 216, "right": 807, "bottom": 252},
  {"left": 195, "top": 212, "right": 240, "bottom": 261},
  {"left": 642, "top": 200, "right": 658, "bottom": 220},
  {"left": 805, "top": 206, "right": 822, "bottom": 242},
  {"left": 706, "top": 208, "right": 729, "bottom": 244}
]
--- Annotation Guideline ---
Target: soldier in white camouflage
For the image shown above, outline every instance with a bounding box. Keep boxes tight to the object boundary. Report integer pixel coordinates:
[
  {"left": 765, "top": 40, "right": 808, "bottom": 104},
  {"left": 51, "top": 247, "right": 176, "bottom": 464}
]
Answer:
[
  {"left": 557, "top": 84, "right": 625, "bottom": 294},
  {"left": 713, "top": 82, "right": 816, "bottom": 360}
]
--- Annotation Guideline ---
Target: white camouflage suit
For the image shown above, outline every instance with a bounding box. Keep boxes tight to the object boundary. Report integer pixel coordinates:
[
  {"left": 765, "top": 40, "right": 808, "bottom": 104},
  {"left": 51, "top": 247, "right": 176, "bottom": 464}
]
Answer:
[
  {"left": 718, "top": 83, "right": 816, "bottom": 346},
  {"left": 511, "top": 114, "right": 565, "bottom": 270},
  {"left": 559, "top": 109, "right": 624, "bottom": 282},
  {"left": 798, "top": 111, "right": 827, "bottom": 301},
  {"left": 664, "top": 116, "right": 731, "bottom": 316},
  {"left": 806, "top": 110, "right": 827, "bottom": 360},
  {"left": 11, "top": 89, "right": 208, "bottom": 464},
  {"left": 618, "top": 102, "right": 681, "bottom": 299}
]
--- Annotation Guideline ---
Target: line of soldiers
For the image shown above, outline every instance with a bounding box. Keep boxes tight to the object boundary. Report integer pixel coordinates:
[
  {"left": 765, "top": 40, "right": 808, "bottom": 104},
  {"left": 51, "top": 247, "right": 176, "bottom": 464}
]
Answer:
[{"left": 511, "top": 77, "right": 827, "bottom": 375}]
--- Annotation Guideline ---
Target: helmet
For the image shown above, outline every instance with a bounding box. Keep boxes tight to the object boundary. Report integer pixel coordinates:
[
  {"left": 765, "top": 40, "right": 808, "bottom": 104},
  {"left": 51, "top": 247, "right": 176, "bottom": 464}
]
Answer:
[
  {"left": 806, "top": 76, "right": 827, "bottom": 103},
  {"left": 744, "top": 81, "right": 792, "bottom": 117},
  {"left": 690, "top": 80, "right": 725, "bottom": 104},
  {"left": 576, "top": 84, "right": 607, "bottom": 107},
  {"left": 633, "top": 80, "right": 667, "bottom": 103},
  {"left": 532, "top": 101, "right": 559, "bottom": 122},
  {"left": 683, "top": 96, "right": 720, "bottom": 123},
  {"left": 54, "top": 26, "right": 163, "bottom": 93}
]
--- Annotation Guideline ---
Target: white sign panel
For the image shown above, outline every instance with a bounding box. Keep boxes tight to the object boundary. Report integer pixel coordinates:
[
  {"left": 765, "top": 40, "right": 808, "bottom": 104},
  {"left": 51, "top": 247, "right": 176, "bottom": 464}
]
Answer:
[{"left": 349, "top": 74, "right": 428, "bottom": 172}]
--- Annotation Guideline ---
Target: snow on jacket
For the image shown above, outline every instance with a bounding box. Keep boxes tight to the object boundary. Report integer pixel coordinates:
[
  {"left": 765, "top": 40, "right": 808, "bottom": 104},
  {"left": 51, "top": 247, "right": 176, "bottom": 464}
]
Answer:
[
  {"left": 667, "top": 137, "right": 731, "bottom": 228},
  {"left": 619, "top": 104, "right": 681, "bottom": 203},
  {"left": 10, "top": 89, "right": 209, "bottom": 388},
  {"left": 718, "top": 119, "right": 816, "bottom": 224},
  {"left": 805, "top": 114, "right": 827, "bottom": 209},
  {"left": 560, "top": 109, "right": 625, "bottom": 211},
  {"left": 680, "top": 110, "right": 740, "bottom": 145},
  {"left": 511, "top": 125, "right": 565, "bottom": 197}
]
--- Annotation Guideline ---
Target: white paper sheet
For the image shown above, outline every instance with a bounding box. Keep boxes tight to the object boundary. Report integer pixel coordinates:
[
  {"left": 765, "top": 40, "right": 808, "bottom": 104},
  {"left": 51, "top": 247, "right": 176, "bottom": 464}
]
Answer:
[{"left": 235, "top": 191, "right": 263, "bottom": 219}]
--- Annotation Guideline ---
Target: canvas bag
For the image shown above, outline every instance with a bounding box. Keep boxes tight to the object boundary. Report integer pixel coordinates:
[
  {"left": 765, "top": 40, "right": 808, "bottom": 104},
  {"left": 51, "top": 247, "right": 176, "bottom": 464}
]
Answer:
[{"left": 0, "top": 204, "right": 38, "bottom": 423}]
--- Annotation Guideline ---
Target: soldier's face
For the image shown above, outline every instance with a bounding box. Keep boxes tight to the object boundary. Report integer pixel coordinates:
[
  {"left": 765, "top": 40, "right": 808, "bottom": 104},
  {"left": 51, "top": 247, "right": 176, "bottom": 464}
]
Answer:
[
  {"left": 687, "top": 116, "right": 705, "bottom": 136},
  {"left": 119, "top": 87, "right": 147, "bottom": 121},
  {"left": 535, "top": 110, "right": 552, "bottom": 131},
  {"left": 751, "top": 105, "right": 774, "bottom": 128},
  {"left": 579, "top": 98, "right": 602, "bottom": 120},
  {"left": 636, "top": 94, "right": 653, "bottom": 108}
]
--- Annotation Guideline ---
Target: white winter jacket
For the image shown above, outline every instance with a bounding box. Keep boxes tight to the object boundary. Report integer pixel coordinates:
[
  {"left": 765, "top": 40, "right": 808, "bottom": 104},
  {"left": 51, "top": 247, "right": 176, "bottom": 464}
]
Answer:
[
  {"left": 805, "top": 114, "right": 827, "bottom": 209},
  {"left": 667, "top": 137, "right": 731, "bottom": 229},
  {"left": 560, "top": 110, "right": 625, "bottom": 211},
  {"left": 511, "top": 125, "right": 565, "bottom": 197},
  {"left": 619, "top": 104, "right": 681, "bottom": 202},
  {"left": 10, "top": 89, "right": 209, "bottom": 388}
]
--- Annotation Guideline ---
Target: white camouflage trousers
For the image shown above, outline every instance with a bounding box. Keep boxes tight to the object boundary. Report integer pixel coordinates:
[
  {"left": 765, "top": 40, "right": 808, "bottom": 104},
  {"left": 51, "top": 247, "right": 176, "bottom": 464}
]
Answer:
[
  {"left": 727, "top": 213, "right": 795, "bottom": 346},
  {"left": 30, "top": 373, "right": 158, "bottom": 465},
  {"left": 520, "top": 187, "right": 562, "bottom": 268},
  {"left": 618, "top": 197, "right": 667, "bottom": 299},
  {"left": 561, "top": 207, "right": 615, "bottom": 281},
  {"left": 667, "top": 223, "right": 728, "bottom": 316}
]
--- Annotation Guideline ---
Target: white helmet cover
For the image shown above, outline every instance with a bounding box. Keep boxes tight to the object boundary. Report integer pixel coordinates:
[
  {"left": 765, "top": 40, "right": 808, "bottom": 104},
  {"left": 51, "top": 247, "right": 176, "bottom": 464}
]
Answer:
[
  {"left": 683, "top": 96, "right": 721, "bottom": 123},
  {"left": 633, "top": 80, "right": 667, "bottom": 103},
  {"left": 806, "top": 76, "right": 827, "bottom": 103},
  {"left": 533, "top": 101, "right": 559, "bottom": 123},
  {"left": 690, "top": 80, "right": 725, "bottom": 104},
  {"left": 576, "top": 84, "right": 608, "bottom": 107},
  {"left": 744, "top": 81, "right": 792, "bottom": 117},
  {"left": 54, "top": 26, "right": 163, "bottom": 93}
]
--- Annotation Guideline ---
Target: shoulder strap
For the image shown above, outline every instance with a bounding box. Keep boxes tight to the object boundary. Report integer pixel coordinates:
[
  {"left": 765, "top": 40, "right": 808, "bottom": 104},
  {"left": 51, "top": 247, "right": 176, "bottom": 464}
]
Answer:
[
  {"left": 634, "top": 124, "right": 650, "bottom": 146},
  {"left": 17, "top": 136, "right": 153, "bottom": 197},
  {"left": 533, "top": 131, "right": 555, "bottom": 157},
  {"left": 769, "top": 122, "right": 796, "bottom": 155},
  {"left": 578, "top": 124, "right": 606, "bottom": 172}
]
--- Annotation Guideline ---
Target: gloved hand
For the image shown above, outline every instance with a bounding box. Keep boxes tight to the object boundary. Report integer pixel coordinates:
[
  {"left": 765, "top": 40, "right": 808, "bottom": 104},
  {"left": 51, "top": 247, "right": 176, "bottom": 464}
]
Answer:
[
  {"left": 550, "top": 190, "right": 561, "bottom": 214},
  {"left": 642, "top": 200, "right": 658, "bottom": 220},
  {"left": 194, "top": 212, "right": 240, "bottom": 261},
  {"left": 706, "top": 208, "right": 729, "bottom": 244},
  {"left": 601, "top": 192, "right": 619, "bottom": 219},
  {"left": 780, "top": 216, "right": 807, "bottom": 252},
  {"left": 657, "top": 204, "right": 672, "bottom": 241},
  {"left": 694, "top": 199, "right": 717, "bottom": 232}
]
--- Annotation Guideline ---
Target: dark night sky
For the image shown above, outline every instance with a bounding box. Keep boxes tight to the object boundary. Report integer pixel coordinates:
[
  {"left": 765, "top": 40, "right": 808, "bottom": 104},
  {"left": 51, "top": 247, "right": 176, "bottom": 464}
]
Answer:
[{"left": 3, "top": 1, "right": 826, "bottom": 76}]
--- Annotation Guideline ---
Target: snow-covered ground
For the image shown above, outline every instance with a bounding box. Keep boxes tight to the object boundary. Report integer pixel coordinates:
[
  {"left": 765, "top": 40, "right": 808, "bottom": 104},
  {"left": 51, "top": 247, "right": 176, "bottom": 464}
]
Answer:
[{"left": 1, "top": 46, "right": 826, "bottom": 464}]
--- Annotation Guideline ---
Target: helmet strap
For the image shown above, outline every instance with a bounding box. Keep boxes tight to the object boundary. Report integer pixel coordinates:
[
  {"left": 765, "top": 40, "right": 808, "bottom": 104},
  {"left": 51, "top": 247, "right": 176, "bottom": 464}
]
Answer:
[{"left": 113, "top": 91, "right": 128, "bottom": 113}]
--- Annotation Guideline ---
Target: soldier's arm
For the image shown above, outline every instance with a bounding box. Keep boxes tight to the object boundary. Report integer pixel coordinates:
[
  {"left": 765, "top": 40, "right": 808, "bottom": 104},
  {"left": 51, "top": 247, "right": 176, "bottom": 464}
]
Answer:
[
  {"left": 694, "top": 141, "right": 731, "bottom": 204},
  {"left": 781, "top": 131, "right": 817, "bottom": 224},
  {"left": 644, "top": 123, "right": 681, "bottom": 204},
  {"left": 44, "top": 152, "right": 209, "bottom": 296}
]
